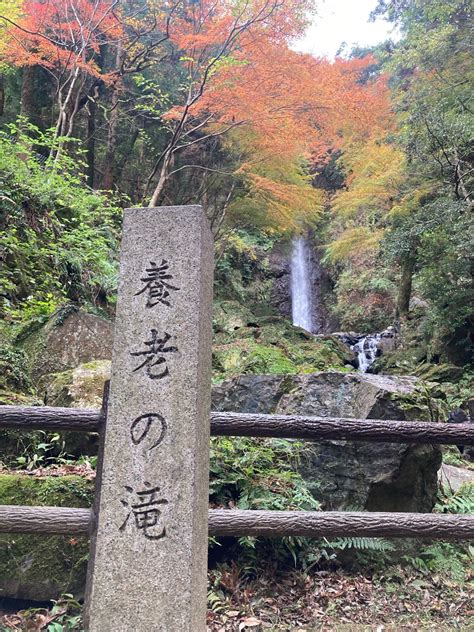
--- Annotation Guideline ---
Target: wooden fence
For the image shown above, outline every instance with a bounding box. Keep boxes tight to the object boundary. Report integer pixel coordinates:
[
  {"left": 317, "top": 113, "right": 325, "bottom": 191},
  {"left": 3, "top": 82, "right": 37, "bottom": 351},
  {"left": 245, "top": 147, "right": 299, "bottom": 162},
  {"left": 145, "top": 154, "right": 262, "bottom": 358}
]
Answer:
[
  {"left": 0, "top": 206, "right": 472, "bottom": 632},
  {"left": 0, "top": 405, "right": 473, "bottom": 542}
]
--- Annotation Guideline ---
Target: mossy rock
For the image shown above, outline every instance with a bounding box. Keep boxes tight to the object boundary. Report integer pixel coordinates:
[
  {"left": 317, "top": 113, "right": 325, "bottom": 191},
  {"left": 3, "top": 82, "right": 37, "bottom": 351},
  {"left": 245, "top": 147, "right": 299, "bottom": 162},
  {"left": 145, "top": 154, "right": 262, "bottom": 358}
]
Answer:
[
  {"left": 212, "top": 320, "right": 352, "bottom": 381},
  {"left": 43, "top": 360, "right": 111, "bottom": 408},
  {"left": 36, "top": 361, "right": 109, "bottom": 458},
  {"left": 414, "top": 363, "right": 464, "bottom": 383},
  {"left": 0, "top": 474, "right": 94, "bottom": 600},
  {"left": 383, "top": 382, "right": 446, "bottom": 422},
  {"left": 18, "top": 307, "right": 113, "bottom": 387},
  {"left": 288, "top": 337, "right": 353, "bottom": 371},
  {"left": 244, "top": 344, "right": 298, "bottom": 375},
  {"left": 213, "top": 300, "right": 257, "bottom": 335},
  {"left": 213, "top": 340, "right": 298, "bottom": 379},
  {"left": 372, "top": 344, "right": 428, "bottom": 375},
  {"left": 0, "top": 390, "right": 42, "bottom": 406}
]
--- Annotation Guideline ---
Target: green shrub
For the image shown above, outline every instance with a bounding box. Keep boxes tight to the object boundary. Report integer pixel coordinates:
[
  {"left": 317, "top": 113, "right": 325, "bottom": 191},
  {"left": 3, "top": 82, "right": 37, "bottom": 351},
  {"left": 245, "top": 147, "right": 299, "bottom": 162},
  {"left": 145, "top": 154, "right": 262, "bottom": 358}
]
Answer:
[{"left": 0, "top": 120, "right": 121, "bottom": 320}]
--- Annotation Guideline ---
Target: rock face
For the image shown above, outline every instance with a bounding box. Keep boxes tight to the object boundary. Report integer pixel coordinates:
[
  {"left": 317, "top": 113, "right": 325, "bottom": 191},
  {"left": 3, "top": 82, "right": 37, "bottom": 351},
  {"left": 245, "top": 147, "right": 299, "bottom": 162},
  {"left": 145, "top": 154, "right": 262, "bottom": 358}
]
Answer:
[
  {"left": 20, "top": 308, "right": 113, "bottom": 386},
  {"left": 212, "top": 371, "right": 442, "bottom": 512},
  {"left": 44, "top": 360, "right": 111, "bottom": 408},
  {"left": 269, "top": 243, "right": 292, "bottom": 320}
]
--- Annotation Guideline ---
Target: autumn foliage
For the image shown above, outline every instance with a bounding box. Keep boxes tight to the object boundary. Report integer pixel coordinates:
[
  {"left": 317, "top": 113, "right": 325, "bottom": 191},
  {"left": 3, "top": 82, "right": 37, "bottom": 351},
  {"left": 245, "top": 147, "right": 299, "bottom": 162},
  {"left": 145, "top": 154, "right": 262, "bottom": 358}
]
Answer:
[
  {"left": 2, "top": 0, "right": 123, "bottom": 76},
  {"left": 0, "top": 0, "right": 396, "bottom": 229}
]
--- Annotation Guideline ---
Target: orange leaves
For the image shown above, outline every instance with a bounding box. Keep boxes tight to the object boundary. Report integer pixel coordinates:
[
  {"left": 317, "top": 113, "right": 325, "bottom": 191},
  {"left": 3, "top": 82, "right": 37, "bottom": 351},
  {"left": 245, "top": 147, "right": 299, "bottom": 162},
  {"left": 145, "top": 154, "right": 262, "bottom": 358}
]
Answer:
[
  {"left": 1, "top": 0, "right": 124, "bottom": 76},
  {"left": 332, "top": 140, "right": 406, "bottom": 219},
  {"left": 230, "top": 154, "right": 324, "bottom": 230},
  {"left": 325, "top": 227, "right": 385, "bottom": 263},
  {"left": 165, "top": 4, "right": 395, "bottom": 231},
  {"left": 200, "top": 44, "right": 393, "bottom": 186}
]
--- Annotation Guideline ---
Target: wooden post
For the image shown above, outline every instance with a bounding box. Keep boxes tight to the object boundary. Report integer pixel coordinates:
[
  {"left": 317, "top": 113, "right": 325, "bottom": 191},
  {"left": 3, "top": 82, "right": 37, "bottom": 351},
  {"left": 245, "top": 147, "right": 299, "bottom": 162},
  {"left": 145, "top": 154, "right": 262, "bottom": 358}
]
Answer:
[{"left": 84, "top": 206, "right": 213, "bottom": 632}]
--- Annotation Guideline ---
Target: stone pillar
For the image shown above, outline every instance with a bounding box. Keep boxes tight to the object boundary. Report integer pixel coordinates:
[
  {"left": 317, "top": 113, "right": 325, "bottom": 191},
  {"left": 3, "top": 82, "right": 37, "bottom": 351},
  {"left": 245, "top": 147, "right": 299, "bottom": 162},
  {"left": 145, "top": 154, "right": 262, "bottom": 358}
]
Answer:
[{"left": 85, "top": 206, "right": 213, "bottom": 631}]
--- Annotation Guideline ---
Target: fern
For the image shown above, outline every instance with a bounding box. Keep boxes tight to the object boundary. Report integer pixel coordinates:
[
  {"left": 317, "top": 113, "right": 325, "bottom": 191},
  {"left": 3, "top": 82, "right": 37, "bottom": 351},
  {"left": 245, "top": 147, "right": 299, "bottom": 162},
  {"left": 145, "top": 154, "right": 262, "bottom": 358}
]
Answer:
[
  {"left": 207, "top": 589, "right": 227, "bottom": 613},
  {"left": 325, "top": 537, "right": 395, "bottom": 552},
  {"left": 436, "top": 482, "right": 474, "bottom": 515}
]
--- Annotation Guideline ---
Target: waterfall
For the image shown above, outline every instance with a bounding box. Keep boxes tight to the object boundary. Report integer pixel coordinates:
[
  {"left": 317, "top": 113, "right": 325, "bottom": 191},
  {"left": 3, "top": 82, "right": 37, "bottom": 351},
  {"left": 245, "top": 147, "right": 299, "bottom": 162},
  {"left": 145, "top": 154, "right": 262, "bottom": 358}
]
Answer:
[
  {"left": 351, "top": 334, "right": 381, "bottom": 372},
  {"left": 290, "top": 236, "right": 314, "bottom": 332}
]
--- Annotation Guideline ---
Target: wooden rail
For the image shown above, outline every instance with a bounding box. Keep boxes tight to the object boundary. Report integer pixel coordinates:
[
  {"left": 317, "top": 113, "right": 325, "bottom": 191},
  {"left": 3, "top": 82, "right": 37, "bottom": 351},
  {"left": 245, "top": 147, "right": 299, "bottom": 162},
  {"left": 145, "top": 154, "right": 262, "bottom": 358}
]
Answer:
[
  {"left": 0, "top": 505, "right": 473, "bottom": 540},
  {"left": 211, "top": 412, "right": 474, "bottom": 445},
  {"left": 0, "top": 406, "right": 100, "bottom": 431},
  {"left": 1, "top": 404, "right": 473, "bottom": 541},
  {"left": 1, "top": 406, "right": 472, "bottom": 445}
]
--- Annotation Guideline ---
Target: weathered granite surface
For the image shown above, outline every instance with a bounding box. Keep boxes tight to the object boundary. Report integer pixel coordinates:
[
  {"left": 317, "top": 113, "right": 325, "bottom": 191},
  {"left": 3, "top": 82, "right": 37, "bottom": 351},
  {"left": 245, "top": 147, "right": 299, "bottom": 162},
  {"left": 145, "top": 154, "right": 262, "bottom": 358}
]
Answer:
[
  {"left": 212, "top": 371, "right": 442, "bottom": 513},
  {"left": 20, "top": 309, "right": 113, "bottom": 385},
  {"left": 86, "top": 206, "right": 213, "bottom": 632}
]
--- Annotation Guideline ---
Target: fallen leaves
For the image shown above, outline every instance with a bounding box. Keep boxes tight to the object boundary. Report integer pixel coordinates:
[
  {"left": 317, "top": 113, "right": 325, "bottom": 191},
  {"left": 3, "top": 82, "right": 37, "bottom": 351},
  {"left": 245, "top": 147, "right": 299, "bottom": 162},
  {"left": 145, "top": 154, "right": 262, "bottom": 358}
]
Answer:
[
  {"left": 206, "top": 566, "right": 474, "bottom": 631},
  {"left": 1, "top": 566, "right": 472, "bottom": 631}
]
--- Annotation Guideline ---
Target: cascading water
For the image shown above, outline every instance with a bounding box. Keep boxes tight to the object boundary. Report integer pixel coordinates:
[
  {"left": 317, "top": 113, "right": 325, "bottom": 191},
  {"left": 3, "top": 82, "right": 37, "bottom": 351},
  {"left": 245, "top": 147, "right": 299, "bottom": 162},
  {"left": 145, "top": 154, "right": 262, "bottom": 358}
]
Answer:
[
  {"left": 290, "top": 236, "right": 314, "bottom": 332},
  {"left": 351, "top": 334, "right": 381, "bottom": 372}
]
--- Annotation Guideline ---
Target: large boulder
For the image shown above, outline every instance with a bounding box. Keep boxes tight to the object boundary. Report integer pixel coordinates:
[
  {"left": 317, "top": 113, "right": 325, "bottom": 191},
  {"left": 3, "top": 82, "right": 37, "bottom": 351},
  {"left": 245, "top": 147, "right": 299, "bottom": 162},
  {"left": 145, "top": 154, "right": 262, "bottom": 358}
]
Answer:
[
  {"left": 0, "top": 361, "right": 111, "bottom": 466},
  {"left": 44, "top": 360, "right": 111, "bottom": 408},
  {"left": 43, "top": 360, "right": 111, "bottom": 457},
  {"left": 212, "top": 320, "right": 354, "bottom": 381},
  {"left": 213, "top": 300, "right": 258, "bottom": 335},
  {"left": 19, "top": 307, "right": 113, "bottom": 386},
  {"left": 212, "top": 371, "right": 442, "bottom": 512}
]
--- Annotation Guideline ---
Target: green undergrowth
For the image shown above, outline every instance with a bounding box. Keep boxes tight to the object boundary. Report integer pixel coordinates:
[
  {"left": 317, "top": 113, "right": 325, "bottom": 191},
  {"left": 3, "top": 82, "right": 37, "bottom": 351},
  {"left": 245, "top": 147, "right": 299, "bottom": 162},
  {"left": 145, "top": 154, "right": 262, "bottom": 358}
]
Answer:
[
  {"left": 210, "top": 437, "right": 319, "bottom": 512},
  {"left": 0, "top": 123, "right": 121, "bottom": 323}
]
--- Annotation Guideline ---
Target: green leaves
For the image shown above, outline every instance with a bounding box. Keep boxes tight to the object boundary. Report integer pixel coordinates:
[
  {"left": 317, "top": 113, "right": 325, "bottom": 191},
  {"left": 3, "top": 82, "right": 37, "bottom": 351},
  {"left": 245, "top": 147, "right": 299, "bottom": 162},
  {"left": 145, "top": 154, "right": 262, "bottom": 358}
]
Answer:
[
  {"left": 209, "top": 436, "right": 320, "bottom": 513},
  {"left": 0, "top": 119, "right": 121, "bottom": 319}
]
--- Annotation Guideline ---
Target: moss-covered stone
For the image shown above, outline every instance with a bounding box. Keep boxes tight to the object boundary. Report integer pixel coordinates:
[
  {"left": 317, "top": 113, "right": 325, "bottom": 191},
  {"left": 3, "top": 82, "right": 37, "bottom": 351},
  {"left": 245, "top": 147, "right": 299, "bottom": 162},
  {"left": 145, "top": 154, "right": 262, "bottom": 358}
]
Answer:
[
  {"left": 212, "top": 320, "right": 352, "bottom": 382},
  {"left": 0, "top": 390, "right": 42, "bottom": 406},
  {"left": 43, "top": 368, "right": 75, "bottom": 407},
  {"left": 213, "top": 340, "right": 298, "bottom": 379},
  {"left": 43, "top": 360, "right": 111, "bottom": 408},
  {"left": 414, "top": 363, "right": 465, "bottom": 383},
  {"left": 19, "top": 308, "right": 113, "bottom": 387},
  {"left": 213, "top": 300, "right": 257, "bottom": 335},
  {"left": 372, "top": 312, "right": 467, "bottom": 384},
  {"left": 0, "top": 474, "right": 93, "bottom": 600}
]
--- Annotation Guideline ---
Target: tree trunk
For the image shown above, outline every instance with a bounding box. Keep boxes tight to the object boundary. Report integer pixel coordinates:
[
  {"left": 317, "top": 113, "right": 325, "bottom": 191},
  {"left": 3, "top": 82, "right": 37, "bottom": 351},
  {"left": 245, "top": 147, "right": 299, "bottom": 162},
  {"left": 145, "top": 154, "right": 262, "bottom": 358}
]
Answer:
[
  {"left": 20, "top": 66, "right": 38, "bottom": 123},
  {"left": 115, "top": 128, "right": 139, "bottom": 185},
  {"left": 87, "top": 98, "right": 97, "bottom": 187},
  {"left": 101, "top": 85, "right": 120, "bottom": 190},
  {"left": 148, "top": 149, "right": 174, "bottom": 206},
  {"left": 397, "top": 254, "right": 416, "bottom": 318},
  {"left": 102, "top": 42, "right": 123, "bottom": 191}
]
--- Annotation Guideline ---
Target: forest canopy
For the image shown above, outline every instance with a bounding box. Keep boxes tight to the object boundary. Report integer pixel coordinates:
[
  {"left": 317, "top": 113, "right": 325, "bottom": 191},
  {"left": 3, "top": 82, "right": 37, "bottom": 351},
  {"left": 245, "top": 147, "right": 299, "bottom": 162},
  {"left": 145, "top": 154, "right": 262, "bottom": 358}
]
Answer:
[{"left": 0, "top": 0, "right": 472, "bottom": 359}]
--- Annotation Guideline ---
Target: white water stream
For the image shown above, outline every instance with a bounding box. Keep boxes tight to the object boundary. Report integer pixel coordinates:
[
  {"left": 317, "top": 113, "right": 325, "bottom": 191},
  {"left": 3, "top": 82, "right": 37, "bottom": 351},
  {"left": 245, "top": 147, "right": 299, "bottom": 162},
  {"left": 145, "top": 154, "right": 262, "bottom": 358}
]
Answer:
[
  {"left": 351, "top": 334, "right": 381, "bottom": 372},
  {"left": 290, "top": 236, "right": 314, "bottom": 332},
  {"left": 290, "top": 235, "right": 384, "bottom": 368}
]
